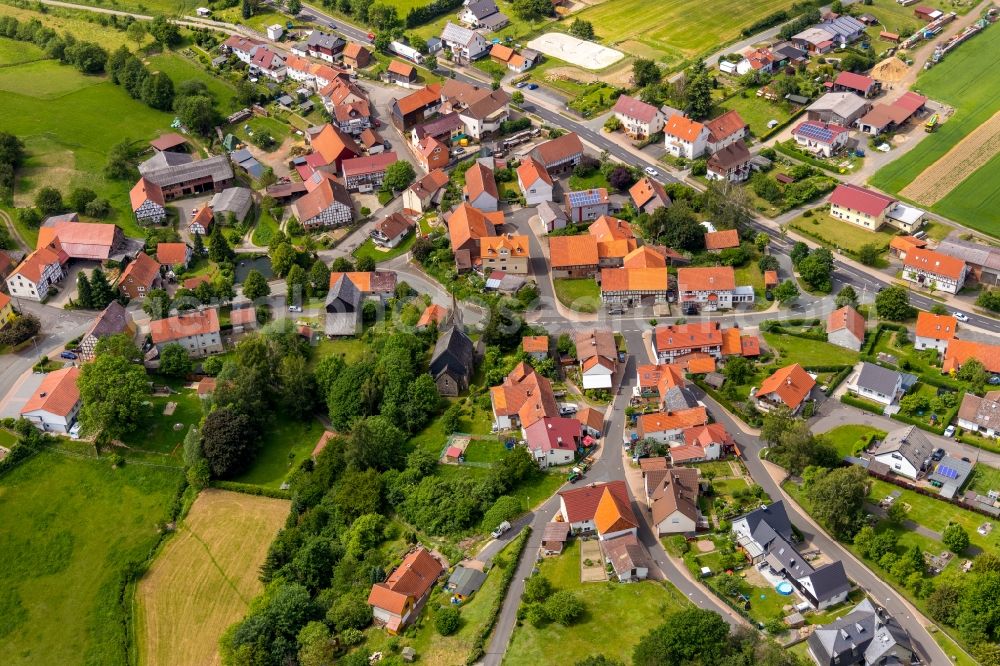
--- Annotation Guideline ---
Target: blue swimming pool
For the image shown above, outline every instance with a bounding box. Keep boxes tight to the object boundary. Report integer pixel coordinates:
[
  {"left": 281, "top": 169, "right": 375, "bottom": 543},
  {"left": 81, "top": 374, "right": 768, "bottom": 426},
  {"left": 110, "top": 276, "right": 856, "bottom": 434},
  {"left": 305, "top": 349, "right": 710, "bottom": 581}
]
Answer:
[{"left": 776, "top": 581, "right": 794, "bottom": 595}]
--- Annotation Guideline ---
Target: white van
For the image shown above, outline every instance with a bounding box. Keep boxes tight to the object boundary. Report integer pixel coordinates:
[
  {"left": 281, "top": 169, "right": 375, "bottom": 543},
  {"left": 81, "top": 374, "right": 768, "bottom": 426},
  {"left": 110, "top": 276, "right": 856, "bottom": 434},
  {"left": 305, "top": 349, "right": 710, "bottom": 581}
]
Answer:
[{"left": 491, "top": 521, "right": 511, "bottom": 539}]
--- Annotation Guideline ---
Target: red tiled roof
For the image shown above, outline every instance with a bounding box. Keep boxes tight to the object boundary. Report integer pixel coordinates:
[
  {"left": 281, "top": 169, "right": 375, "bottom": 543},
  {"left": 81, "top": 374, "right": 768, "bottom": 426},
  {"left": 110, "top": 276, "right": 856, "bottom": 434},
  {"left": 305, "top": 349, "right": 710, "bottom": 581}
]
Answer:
[
  {"left": 464, "top": 162, "right": 499, "bottom": 202},
  {"left": 156, "top": 243, "right": 189, "bottom": 266},
  {"left": 629, "top": 177, "right": 669, "bottom": 209},
  {"left": 395, "top": 83, "right": 442, "bottom": 115},
  {"left": 490, "top": 361, "right": 558, "bottom": 427},
  {"left": 915, "top": 311, "right": 957, "bottom": 340},
  {"left": 368, "top": 547, "right": 443, "bottom": 615},
  {"left": 637, "top": 407, "right": 708, "bottom": 435},
  {"left": 676, "top": 266, "right": 736, "bottom": 292},
  {"left": 516, "top": 157, "right": 552, "bottom": 188},
  {"left": 230, "top": 307, "right": 256, "bottom": 325},
  {"left": 150, "top": 133, "right": 187, "bottom": 151},
  {"left": 149, "top": 309, "right": 220, "bottom": 344},
  {"left": 705, "top": 110, "right": 747, "bottom": 142},
  {"left": 20, "top": 367, "right": 80, "bottom": 417},
  {"left": 118, "top": 252, "right": 160, "bottom": 291},
  {"left": 130, "top": 177, "right": 164, "bottom": 211},
  {"left": 342, "top": 151, "right": 397, "bottom": 177},
  {"left": 889, "top": 235, "right": 927, "bottom": 253},
  {"left": 559, "top": 480, "right": 629, "bottom": 524},
  {"left": 758, "top": 363, "right": 815, "bottom": 410},
  {"left": 417, "top": 304, "right": 448, "bottom": 328},
  {"left": 613, "top": 94, "right": 661, "bottom": 124},
  {"left": 654, "top": 322, "right": 723, "bottom": 352},
  {"left": 704, "top": 229, "right": 740, "bottom": 251},
  {"left": 388, "top": 59, "right": 415, "bottom": 77},
  {"left": 903, "top": 247, "right": 967, "bottom": 281},
  {"left": 834, "top": 71, "right": 875, "bottom": 92},
  {"left": 531, "top": 132, "right": 583, "bottom": 166},
  {"left": 827, "top": 305, "right": 866, "bottom": 341},
  {"left": 828, "top": 183, "right": 894, "bottom": 218},
  {"left": 522, "top": 335, "right": 548, "bottom": 353}
]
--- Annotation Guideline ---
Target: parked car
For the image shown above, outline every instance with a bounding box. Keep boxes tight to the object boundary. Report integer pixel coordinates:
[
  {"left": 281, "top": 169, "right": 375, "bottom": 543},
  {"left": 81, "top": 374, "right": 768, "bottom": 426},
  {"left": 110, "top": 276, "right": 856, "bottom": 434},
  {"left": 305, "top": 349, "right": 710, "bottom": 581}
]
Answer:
[
  {"left": 60, "top": 351, "right": 78, "bottom": 360},
  {"left": 526, "top": 83, "right": 538, "bottom": 90},
  {"left": 288, "top": 305, "right": 302, "bottom": 312},
  {"left": 515, "top": 81, "right": 526, "bottom": 88},
  {"left": 953, "top": 312, "right": 970, "bottom": 322},
  {"left": 944, "top": 425, "right": 956, "bottom": 438},
  {"left": 491, "top": 521, "right": 511, "bottom": 539},
  {"left": 989, "top": 375, "right": 1000, "bottom": 385},
  {"left": 644, "top": 166, "right": 659, "bottom": 177},
  {"left": 558, "top": 403, "right": 578, "bottom": 416},
  {"left": 931, "top": 448, "right": 945, "bottom": 461}
]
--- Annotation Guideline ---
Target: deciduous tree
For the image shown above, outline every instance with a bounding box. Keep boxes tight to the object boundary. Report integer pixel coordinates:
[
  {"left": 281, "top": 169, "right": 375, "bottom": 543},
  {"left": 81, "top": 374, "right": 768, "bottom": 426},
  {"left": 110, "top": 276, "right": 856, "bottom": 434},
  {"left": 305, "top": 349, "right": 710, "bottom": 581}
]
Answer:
[
  {"left": 78, "top": 353, "right": 150, "bottom": 437},
  {"left": 200, "top": 405, "right": 257, "bottom": 477}
]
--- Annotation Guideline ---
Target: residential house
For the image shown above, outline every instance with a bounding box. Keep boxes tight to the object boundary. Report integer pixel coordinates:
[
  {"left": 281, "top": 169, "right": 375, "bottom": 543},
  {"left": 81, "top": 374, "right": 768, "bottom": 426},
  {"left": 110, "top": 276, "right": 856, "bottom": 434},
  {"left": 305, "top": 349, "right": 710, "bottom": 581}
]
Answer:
[
  {"left": 848, "top": 362, "right": 903, "bottom": 407},
  {"left": 457, "top": 89, "right": 510, "bottom": 139},
  {"left": 0, "top": 249, "right": 15, "bottom": 283},
  {"left": 522, "top": 335, "right": 548, "bottom": 361},
  {"left": 387, "top": 59, "right": 417, "bottom": 86},
  {"left": 8, "top": 244, "right": 68, "bottom": 302},
  {"left": 156, "top": 242, "right": 191, "bottom": 270},
  {"left": 612, "top": 95, "right": 666, "bottom": 139},
  {"left": 222, "top": 35, "right": 264, "bottom": 63},
  {"left": 548, "top": 235, "right": 599, "bottom": 278},
  {"left": 429, "top": 326, "right": 476, "bottom": 396},
  {"left": 575, "top": 329, "right": 617, "bottom": 390},
  {"left": 481, "top": 234, "right": 530, "bottom": 275},
  {"left": 249, "top": 46, "right": 286, "bottom": 81},
  {"left": 333, "top": 100, "right": 373, "bottom": 135},
  {"left": 415, "top": 135, "right": 449, "bottom": 172},
  {"left": 320, "top": 78, "right": 368, "bottom": 114},
  {"left": 577, "top": 407, "right": 604, "bottom": 438},
  {"left": 676, "top": 266, "right": 753, "bottom": 313},
  {"left": 459, "top": 0, "right": 508, "bottom": 30},
  {"left": 558, "top": 480, "right": 637, "bottom": 540},
  {"left": 416, "top": 304, "right": 449, "bottom": 330},
  {"left": 756, "top": 363, "right": 816, "bottom": 414},
  {"left": 806, "top": 92, "right": 872, "bottom": 127},
  {"left": 0, "top": 293, "right": 14, "bottom": 329},
  {"left": 629, "top": 177, "right": 671, "bottom": 214},
  {"left": 149, "top": 309, "right": 223, "bottom": 357},
  {"left": 589, "top": 216, "right": 636, "bottom": 265},
  {"left": 372, "top": 212, "right": 414, "bottom": 249},
  {"left": 902, "top": 247, "right": 968, "bottom": 294},
  {"left": 293, "top": 172, "right": 354, "bottom": 229},
  {"left": 635, "top": 363, "right": 685, "bottom": 405},
  {"left": 914, "top": 312, "right": 957, "bottom": 354},
  {"left": 537, "top": 200, "right": 568, "bottom": 233},
  {"left": 872, "top": 425, "right": 932, "bottom": 480},
  {"left": 20, "top": 367, "right": 81, "bottom": 433},
  {"left": 446, "top": 203, "right": 502, "bottom": 271},
  {"left": 529, "top": 132, "right": 584, "bottom": 174},
  {"left": 600, "top": 266, "right": 670, "bottom": 307},
  {"left": 670, "top": 423, "right": 734, "bottom": 464},
  {"left": 704, "top": 229, "right": 740, "bottom": 252},
  {"left": 490, "top": 361, "right": 558, "bottom": 430},
  {"left": 826, "top": 305, "right": 866, "bottom": 351},
  {"left": 732, "top": 502, "right": 794, "bottom": 563},
  {"left": 564, "top": 188, "right": 610, "bottom": 223},
  {"left": 623, "top": 246, "right": 667, "bottom": 269},
  {"left": 650, "top": 467, "right": 700, "bottom": 535},
  {"left": 310, "top": 124, "right": 363, "bottom": 172},
  {"left": 833, "top": 71, "right": 880, "bottom": 98},
  {"left": 791, "top": 121, "right": 850, "bottom": 157},
  {"left": 525, "top": 416, "right": 582, "bottom": 467},
  {"left": 360, "top": 128, "right": 386, "bottom": 155},
  {"left": 230, "top": 306, "right": 257, "bottom": 334},
  {"left": 140, "top": 155, "right": 234, "bottom": 200},
  {"left": 129, "top": 177, "right": 167, "bottom": 224},
  {"left": 210, "top": 187, "right": 254, "bottom": 224},
  {"left": 368, "top": 547, "right": 445, "bottom": 634},
  {"left": 117, "top": 252, "right": 162, "bottom": 300},
  {"left": 189, "top": 206, "right": 213, "bottom": 236},
  {"left": 411, "top": 112, "right": 464, "bottom": 146},
  {"left": 936, "top": 237, "right": 1000, "bottom": 286},
  {"left": 663, "top": 115, "right": 710, "bottom": 159},
  {"left": 341, "top": 152, "right": 398, "bottom": 192},
  {"left": 464, "top": 162, "right": 500, "bottom": 212},
  {"left": 827, "top": 184, "right": 895, "bottom": 231},
  {"left": 391, "top": 84, "right": 442, "bottom": 130},
  {"left": 721, "top": 326, "right": 761, "bottom": 360},
  {"left": 403, "top": 169, "right": 449, "bottom": 214},
  {"left": 447, "top": 565, "right": 487, "bottom": 601},
  {"left": 792, "top": 27, "right": 836, "bottom": 53},
  {"left": 705, "top": 110, "right": 749, "bottom": 153},
  {"left": 736, "top": 47, "right": 777, "bottom": 75},
  {"left": 325, "top": 274, "right": 362, "bottom": 336},
  {"left": 441, "top": 22, "right": 490, "bottom": 62},
  {"left": 808, "top": 600, "right": 914, "bottom": 666},
  {"left": 343, "top": 43, "right": 371, "bottom": 70},
  {"left": 326, "top": 271, "right": 399, "bottom": 301},
  {"left": 944, "top": 339, "right": 1000, "bottom": 375},
  {"left": 651, "top": 322, "right": 725, "bottom": 364},
  {"left": 958, "top": 391, "right": 1000, "bottom": 439},
  {"left": 489, "top": 43, "right": 535, "bottom": 72},
  {"left": 706, "top": 140, "right": 752, "bottom": 182},
  {"left": 602, "top": 533, "right": 651, "bottom": 582},
  {"left": 516, "top": 157, "right": 553, "bottom": 205},
  {"left": 637, "top": 407, "right": 709, "bottom": 444},
  {"left": 304, "top": 30, "right": 345, "bottom": 62}
]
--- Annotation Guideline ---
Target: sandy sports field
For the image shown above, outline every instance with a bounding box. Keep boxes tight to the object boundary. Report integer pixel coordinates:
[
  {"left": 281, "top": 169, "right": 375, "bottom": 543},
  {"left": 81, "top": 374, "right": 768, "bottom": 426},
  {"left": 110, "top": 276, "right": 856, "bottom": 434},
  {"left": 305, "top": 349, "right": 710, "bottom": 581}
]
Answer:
[
  {"left": 900, "top": 108, "right": 1000, "bottom": 205},
  {"left": 527, "top": 33, "right": 624, "bottom": 70},
  {"left": 136, "top": 489, "right": 289, "bottom": 666}
]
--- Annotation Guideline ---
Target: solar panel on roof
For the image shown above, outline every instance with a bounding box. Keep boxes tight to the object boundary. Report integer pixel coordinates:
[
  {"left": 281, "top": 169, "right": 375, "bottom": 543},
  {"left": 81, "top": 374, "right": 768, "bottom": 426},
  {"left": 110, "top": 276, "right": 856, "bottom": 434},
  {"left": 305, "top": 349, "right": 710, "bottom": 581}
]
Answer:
[
  {"left": 567, "top": 190, "right": 602, "bottom": 207},
  {"left": 796, "top": 123, "right": 836, "bottom": 143},
  {"left": 937, "top": 465, "right": 959, "bottom": 480}
]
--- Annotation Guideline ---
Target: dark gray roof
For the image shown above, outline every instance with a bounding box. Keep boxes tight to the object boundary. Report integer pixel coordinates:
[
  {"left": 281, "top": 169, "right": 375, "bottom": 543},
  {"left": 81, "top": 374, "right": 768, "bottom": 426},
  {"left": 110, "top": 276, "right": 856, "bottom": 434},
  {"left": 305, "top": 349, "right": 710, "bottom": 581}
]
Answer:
[
  {"left": 86, "top": 301, "right": 130, "bottom": 339},
  {"left": 326, "top": 274, "right": 361, "bottom": 312},
  {"left": 661, "top": 386, "right": 699, "bottom": 412},
  {"left": 537, "top": 200, "right": 567, "bottom": 224},
  {"left": 466, "top": 0, "right": 499, "bottom": 19},
  {"left": 739, "top": 501, "right": 793, "bottom": 543},
  {"left": 306, "top": 31, "right": 345, "bottom": 51},
  {"left": 800, "top": 560, "right": 851, "bottom": 603},
  {"left": 144, "top": 155, "right": 233, "bottom": 188},
  {"left": 856, "top": 362, "right": 901, "bottom": 397},
  {"left": 936, "top": 237, "right": 1000, "bottom": 271},
  {"left": 808, "top": 599, "right": 913, "bottom": 666},
  {"left": 430, "top": 326, "right": 475, "bottom": 382},
  {"left": 42, "top": 212, "right": 79, "bottom": 226},
  {"left": 764, "top": 534, "right": 812, "bottom": 580},
  {"left": 478, "top": 12, "right": 509, "bottom": 29},
  {"left": 874, "top": 425, "right": 932, "bottom": 470},
  {"left": 138, "top": 150, "right": 194, "bottom": 176},
  {"left": 447, "top": 565, "right": 487, "bottom": 596}
]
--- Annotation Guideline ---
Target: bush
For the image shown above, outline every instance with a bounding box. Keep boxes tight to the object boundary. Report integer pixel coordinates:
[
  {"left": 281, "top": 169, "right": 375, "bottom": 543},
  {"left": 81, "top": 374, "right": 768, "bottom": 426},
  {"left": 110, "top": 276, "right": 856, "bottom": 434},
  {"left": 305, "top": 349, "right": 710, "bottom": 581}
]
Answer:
[
  {"left": 543, "top": 591, "right": 584, "bottom": 625},
  {"left": 435, "top": 606, "right": 460, "bottom": 635},
  {"left": 840, "top": 394, "right": 884, "bottom": 415}
]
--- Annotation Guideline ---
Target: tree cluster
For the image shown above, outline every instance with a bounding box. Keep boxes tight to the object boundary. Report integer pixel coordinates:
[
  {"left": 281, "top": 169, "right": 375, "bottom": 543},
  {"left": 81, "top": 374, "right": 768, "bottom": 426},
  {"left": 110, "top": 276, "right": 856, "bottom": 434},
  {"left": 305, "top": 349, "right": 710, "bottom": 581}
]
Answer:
[
  {"left": 78, "top": 335, "right": 151, "bottom": 438},
  {"left": 760, "top": 407, "right": 839, "bottom": 475},
  {"left": 0, "top": 131, "right": 25, "bottom": 204},
  {"left": 0, "top": 16, "right": 107, "bottom": 75},
  {"left": 75, "top": 267, "right": 118, "bottom": 310},
  {"left": 0, "top": 313, "right": 40, "bottom": 347},
  {"left": 874, "top": 285, "right": 915, "bottom": 321}
]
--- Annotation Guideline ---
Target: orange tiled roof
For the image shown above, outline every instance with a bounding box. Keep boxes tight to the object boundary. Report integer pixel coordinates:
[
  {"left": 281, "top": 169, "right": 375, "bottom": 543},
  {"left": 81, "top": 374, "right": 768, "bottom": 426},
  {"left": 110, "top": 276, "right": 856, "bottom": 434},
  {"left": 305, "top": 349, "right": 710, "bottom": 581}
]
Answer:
[
  {"left": 654, "top": 322, "right": 723, "bottom": 352},
  {"left": 549, "top": 235, "right": 598, "bottom": 268},
  {"left": 481, "top": 234, "right": 528, "bottom": 259},
  {"left": 190, "top": 205, "right": 213, "bottom": 231},
  {"left": 944, "top": 339, "right": 1000, "bottom": 374},
  {"left": 827, "top": 305, "right": 866, "bottom": 342},
  {"left": 417, "top": 304, "right": 449, "bottom": 328},
  {"left": 758, "top": 363, "right": 816, "bottom": 410},
  {"left": 387, "top": 59, "right": 415, "bottom": 77},
  {"left": 890, "top": 235, "right": 927, "bottom": 253},
  {"left": 149, "top": 309, "right": 220, "bottom": 345},
  {"left": 628, "top": 177, "right": 669, "bottom": 208},
  {"left": 522, "top": 335, "right": 548, "bottom": 353},
  {"left": 490, "top": 43, "right": 514, "bottom": 61},
  {"left": 594, "top": 487, "right": 638, "bottom": 536},
  {"left": 686, "top": 356, "right": 717, "bottom": 374},
  {"left": 10, "top": 245, "right": 64, "bottom": 283},
  {"left": 915, "top": 312, "right": 957, "bottom": 341},
  {"left": 623, "top": 246, "right": 666, "bottom": 269},
  {"left": 130, "top": 177, "right": 164, "bottom": 211},
  {"left": 600, "top": 267, "right": 669, "bottom": 293},
  {"left": 516, "top": 157, "right": 552, "bottom": 188},
  {"left": 156, "top": 243, "right": 189, "bottom": 266},
  {"left": 638, "top": 407, "right": 708, "bottom": 435},
  {"left": 395, "top": 83, "right": 442, "bottom": 115},
  {"left": 903, "top": 247, "right": 967, "bottom": 281},
  {"left": 597, "top": 238, "right": 637, "bottom": 261},
  {"left": 676, "top": 266, "right": 736, "bottom": 292},
  {"left": 20, "top": 367, "right": 80, "bottom": 417},
  {"left": 368, "top": 547, "right": 443, "bottom": 614},
  {"left": 764, "top": 270, "right": 779, "bottom": 286},
  {"left": 490, "top": 361, "right": 558, "bottom": 427},
  {"left": 447, "top": 203, "right": 496, "bottom": 254},
  {"left": 704, "top": 229, "right": 740, "bottom": 251},
  {"left": 664, "top": 115, "right": 705, "bottom": 142},
  {"left": 588, "top": 216, "right": 634, "bottom": 243},
  {"left": 311, "top": 123, "right": 361, "bottom": 164},
  {"left": 464, "top": 162, "right": 499, "bottom": 202},
  {"left": 118, "top": 252, "right": 160, "bottom": 291}
]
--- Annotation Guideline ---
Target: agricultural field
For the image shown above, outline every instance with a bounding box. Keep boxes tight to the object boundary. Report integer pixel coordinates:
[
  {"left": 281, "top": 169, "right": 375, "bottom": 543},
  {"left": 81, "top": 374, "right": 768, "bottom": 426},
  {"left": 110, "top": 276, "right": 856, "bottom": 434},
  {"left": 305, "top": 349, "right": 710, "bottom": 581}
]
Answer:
[
  {"left": 0, "top": 450, "right": 181, "bottom": 666},
  {"left": 136, "top": 489, "right": 289, "bottom": 666},
  {"left": 570, "top": 0, "right": 800, "bottom": 64},
  {"left": 505, "top": 540, "right": 691, "bottom": 665},
  {"left": 870, "top": 24, "right": 1000, "bottom": 238},
  {"left": 0, "top": 4, "right": 149, "bottom": 51}
]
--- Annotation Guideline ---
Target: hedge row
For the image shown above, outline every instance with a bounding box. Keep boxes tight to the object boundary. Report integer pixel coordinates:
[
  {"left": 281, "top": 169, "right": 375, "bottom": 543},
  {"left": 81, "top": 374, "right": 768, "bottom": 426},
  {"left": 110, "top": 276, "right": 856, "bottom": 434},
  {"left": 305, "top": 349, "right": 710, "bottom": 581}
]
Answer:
[
  {"left": 862, "top": 323, "right": 905, "bottom": 356},
  {"left": 840, "top": 394, "right": 884, "bottom": 415},
  {"left": 890, "top": 406, "right": 960, "bottom": 436},
  {"left": 210, "top": 480, "right": 292, "bottom": 499},
  {"left": 957, "top": 432, "right": 1000, "bottom": 455},
  {"left": 0, "top": 441, "right": 38, "bottom": 479},
  {"left": 774, "top": 141, "right": 841, "bottom": 174},
  {"left": 405, "top": 0, "right": 464, "bottom": 28},
  {"left": 693, "top": 378, "right": 763, "bottom": 427},
  {"left": 466, "top": 526, "right": 532, "bottom": 664},
  {"left": 825, "top": 366, "right": 853, "bottom": 396}
]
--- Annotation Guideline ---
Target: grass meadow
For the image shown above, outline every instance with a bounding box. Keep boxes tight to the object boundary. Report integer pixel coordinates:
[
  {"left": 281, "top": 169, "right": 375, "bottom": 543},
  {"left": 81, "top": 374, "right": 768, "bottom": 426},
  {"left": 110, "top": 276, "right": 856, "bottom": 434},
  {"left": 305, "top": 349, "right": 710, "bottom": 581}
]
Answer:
[
  {"left": 136, "top": 489, "right": 289, "bottom": 666},
  {"left": 869, "top": 26, "right": 1000, "bottom": 237},
  {"left": 0, "top": 450, "right": 181, "bottom": 666},
  {"left": 0, "top": 38, "right": 46, "bottom": 66}
]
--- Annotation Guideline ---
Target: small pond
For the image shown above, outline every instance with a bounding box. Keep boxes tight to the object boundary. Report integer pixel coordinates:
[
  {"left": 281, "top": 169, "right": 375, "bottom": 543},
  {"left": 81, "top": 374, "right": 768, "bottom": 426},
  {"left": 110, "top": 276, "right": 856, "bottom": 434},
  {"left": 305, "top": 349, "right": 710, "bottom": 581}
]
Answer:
[{"left": 234, "top": 255, "right": 273, "bottom": 283}]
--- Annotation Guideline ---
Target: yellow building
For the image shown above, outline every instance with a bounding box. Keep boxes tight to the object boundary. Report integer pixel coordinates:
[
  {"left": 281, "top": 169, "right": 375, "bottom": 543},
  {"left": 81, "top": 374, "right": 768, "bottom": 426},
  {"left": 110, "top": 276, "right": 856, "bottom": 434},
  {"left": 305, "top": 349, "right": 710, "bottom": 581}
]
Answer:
[
  {"left": 480, "top": 234, "right": 530, "bottom": 275},
  {"left": 0, "top": 292, "right": 14, "bottom": 328}
]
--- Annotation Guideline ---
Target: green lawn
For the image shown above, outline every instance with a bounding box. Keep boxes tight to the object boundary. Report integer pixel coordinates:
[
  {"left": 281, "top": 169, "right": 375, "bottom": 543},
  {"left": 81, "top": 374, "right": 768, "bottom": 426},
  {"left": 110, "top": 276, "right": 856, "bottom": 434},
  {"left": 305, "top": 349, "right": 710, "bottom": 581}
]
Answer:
[
  {"left": 0, "top": 58, "right": 104, "bottom": 100},
  {"left": 0, "top": 428, "right": 18, "bottom": 448},
  {"left": 0, "top": 450, "right": 181, "bottom": 666},
  {"left": 869, "top": 24, "right": 1000, "bottom": 238},
  {"left": 411, "top": 401, "right": 499, "bottom": 459},
  {"left": 553, "top": 278, "right": 601, "bottom": 313},
  {"left": 0, "top": 37, "right": 46, "bottom": 66},
  {"left": 732, "top": 260, "right": 768, "bottom": 309},
  {"left": 146, "top": 51, "right": 237, "bottom": 113},
  {"left": 716, "top": 92, "right": 797, "bottom": 139},
  {"left": 761, "top": 332, "right": 860, "bottom": 367},
  {"left": 570, "top": 0, "right": 801, "bottom": 62},
  {"left": 0, "top": 4, "right": 152, "bottom": 51},
  {"left": 506, "top": 540, "right": 691, "bottom": 665},
  {"left": 820, "top": 424, "right": 884, "bottom": 459},
  {"left": 567, "top": 170, "right": 611, "bottom": 192},
  {"left": 706, "top": 572, "right": 788, "bottom": 625},
  {"left": 252, "top": 208, "right": 281, "bottom": 247},
  {"left": 859, "top": 0, "right": 926, "bottom": 40},
  {"left": 966, "top": 464, "right": 1000, "bottom": 495},
  {"left": 118, "top": 388, "right": 204, "bottom": 460},
  {"left": 788, "top": 211, "right": 897, "bottom": 255},
  {"left": 410, "top": 0, "right": 549, "bottom": 42},
  {"left": 353, "top": 233, "right": 415, "bottom": 264},
  {"left": 233, "top": 417, "right": 325, "bottom": 488},
  {"left": 308, "top": 337, "right": 368, "bottom": 369},
  {"left": 231, "top": 115, "right": 292, "bottom": 153},
  {"left": 462, "top": 437, "right": 508, "bottom": 464}
]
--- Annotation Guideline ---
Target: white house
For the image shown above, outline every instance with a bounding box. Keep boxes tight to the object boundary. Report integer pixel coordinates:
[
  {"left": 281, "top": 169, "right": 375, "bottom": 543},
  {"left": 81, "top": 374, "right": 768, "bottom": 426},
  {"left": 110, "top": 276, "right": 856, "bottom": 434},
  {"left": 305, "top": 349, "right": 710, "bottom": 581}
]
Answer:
[
  {"left": 19, "top": 367, "right": 81, "bottom": 433},
  {"left": 902, "top": 248, "right": 968, "bottom": 295},
  {"left": 676, "top": 266, "right": 746, "bottom": 313},
  {"left": 612, "top": 95, "right": 666, "bottom": 139},
  {"left": 149, "top": 309, "right": 224, "bottom": 358},
  {"left": 791, "top": 121, "right": 850, "bottom": 157},
  {"left": 914, "top": 312, "right": 957, "bottom": 354},
  {"left": 441, "top": 22, "right": 489, "bottom": 62},
  {"left": 650, "top": 468, "right": 700, "bottom": 535},
  {"left": 958, "top": 392, "right": 1000, "bottom": 440},
  {"left": 266, "top": 24, "right": 283, "bottom": 40},
  {"left": 871, "top": 426, "right": 932, "bottom": 480},
  {"left": 6, "top": 245, "right": 65, "bottom": 302},
  {"left": 558, "top": 480, "right": 637, "bottom": 541},
  {"left": 636, "top": 407, "right": 708, "bottom": 445},
  {"left": 457, "top": 90, "right": 510, "bottom": 139},
  {"left": 663, "top": 115, "right": 710, "bottom": 159},
  {"left": 524, "top": 416, "right": 581, "bottom": 468},
  {"left": 516, "top": 157, "right": 553, "bottom": 205},
  {"left": 848, "top": 362, "right": 903, "bottom": 407},
  {"left": 576, "top": 330, "right": 617, "bottom": 390}
]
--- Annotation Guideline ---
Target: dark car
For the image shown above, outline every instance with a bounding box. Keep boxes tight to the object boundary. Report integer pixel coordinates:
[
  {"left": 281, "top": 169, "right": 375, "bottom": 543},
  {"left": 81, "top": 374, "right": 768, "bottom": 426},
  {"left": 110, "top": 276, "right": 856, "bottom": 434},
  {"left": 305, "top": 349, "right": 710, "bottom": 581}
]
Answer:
[
  {"left": 526, "top": 83, "right": 538, "bottom": 90},
  {"left": 931, "top": 448, "right": 945, "bottom": 462},
  {"left": 962, "top": 457, "right": 971, "bottom": 463},
  {"left": 60, "top": 351, "right": 78, "bottom": 360}
]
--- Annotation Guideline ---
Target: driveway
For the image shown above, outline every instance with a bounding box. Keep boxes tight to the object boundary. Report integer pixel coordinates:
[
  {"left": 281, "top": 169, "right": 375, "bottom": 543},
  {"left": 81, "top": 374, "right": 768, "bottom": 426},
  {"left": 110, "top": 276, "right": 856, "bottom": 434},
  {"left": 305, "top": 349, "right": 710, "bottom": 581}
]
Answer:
[{"left": 0, "top": 372, "right": 45, "bottom": 419}]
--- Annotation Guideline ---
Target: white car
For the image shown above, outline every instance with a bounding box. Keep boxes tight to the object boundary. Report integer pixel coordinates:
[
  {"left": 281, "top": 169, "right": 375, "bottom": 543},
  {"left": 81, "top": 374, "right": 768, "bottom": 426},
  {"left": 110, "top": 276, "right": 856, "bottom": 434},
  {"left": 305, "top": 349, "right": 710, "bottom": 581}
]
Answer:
[
  {"left": 558, "top": 402, "right": 578, "bottom": 416},
  {"left": 953, "top": 312, "right": 970, "bottom": 322},
  {"left": 944, "top": 425, "right": 956, "bottom": 438},
  {"left": 644, "top": 166, "right": 659, "bottom": 177},
  {"left": 491, "top": 521, "right": 511, "bottom": 538},
  {"left": 288, "top": 305, "right": 302, "bottom": 312}
]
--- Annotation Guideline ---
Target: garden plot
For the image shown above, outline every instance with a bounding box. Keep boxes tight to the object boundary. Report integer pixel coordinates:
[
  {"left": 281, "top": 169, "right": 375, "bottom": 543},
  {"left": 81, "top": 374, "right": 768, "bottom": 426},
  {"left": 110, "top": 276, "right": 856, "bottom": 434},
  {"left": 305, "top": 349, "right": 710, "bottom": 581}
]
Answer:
[
  {"left": 900, "top": 108, "right": 1000, "bottom": 205},
  {"left": 527, "top": 33, "right": 624, "bottom": 70}
]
